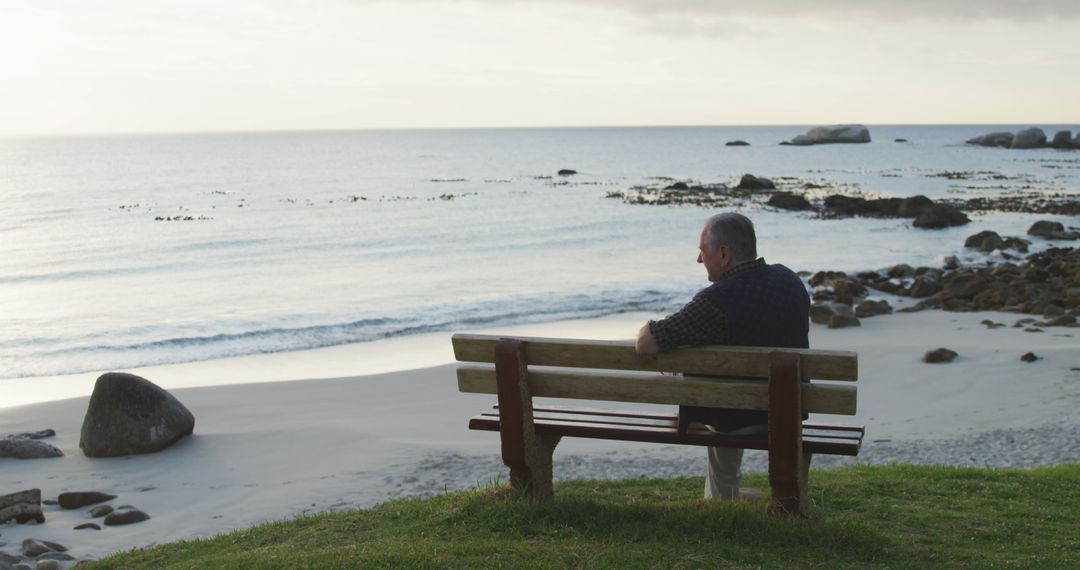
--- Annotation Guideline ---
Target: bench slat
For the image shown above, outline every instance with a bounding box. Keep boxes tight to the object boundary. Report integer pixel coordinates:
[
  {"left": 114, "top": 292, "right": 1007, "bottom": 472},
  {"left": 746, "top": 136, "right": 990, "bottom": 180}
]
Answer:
[
  {"left": 458, "top": 366, "right": 858, "bottom": 415},
  {"left": 478, "top": 407, "right": 866, "bottom": 442},
  {"left": 452, "top": 333, "right": 857, "bottom": 381},
  {"left": 468, "top": 414, "right": 863, "bottom": 456}
]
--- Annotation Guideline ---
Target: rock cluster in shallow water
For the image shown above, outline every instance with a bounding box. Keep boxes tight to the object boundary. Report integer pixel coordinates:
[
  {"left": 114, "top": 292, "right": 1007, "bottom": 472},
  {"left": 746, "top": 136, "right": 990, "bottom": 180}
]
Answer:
[
  {"left": 810, "top": 242, "right": 1080, "bottom": 320},
  {"left": 966, "top": 128, "right": 1080, "bottom": 150}
]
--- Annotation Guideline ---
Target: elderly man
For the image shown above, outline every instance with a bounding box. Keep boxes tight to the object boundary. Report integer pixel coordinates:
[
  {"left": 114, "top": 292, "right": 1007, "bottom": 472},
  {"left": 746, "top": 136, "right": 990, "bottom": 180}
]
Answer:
[{"left": 635, "top": 212, "right": 810, "bottom": 500}]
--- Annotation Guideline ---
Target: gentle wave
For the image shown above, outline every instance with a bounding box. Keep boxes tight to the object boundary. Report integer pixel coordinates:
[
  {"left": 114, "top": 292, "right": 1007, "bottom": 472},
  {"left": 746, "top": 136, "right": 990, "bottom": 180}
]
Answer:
[{"left": 0, "top": 286, "right": 691, "bottom": 379}]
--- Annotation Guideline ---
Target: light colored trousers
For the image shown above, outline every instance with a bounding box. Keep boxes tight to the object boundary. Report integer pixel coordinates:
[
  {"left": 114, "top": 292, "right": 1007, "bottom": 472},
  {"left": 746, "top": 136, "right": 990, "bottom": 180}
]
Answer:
[{"left": 704, "top": 423, "right": 768, "bottom": 500}]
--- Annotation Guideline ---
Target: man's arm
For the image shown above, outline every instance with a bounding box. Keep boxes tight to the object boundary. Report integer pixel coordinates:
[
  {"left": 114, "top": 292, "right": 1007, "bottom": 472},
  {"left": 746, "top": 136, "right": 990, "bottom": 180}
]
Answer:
[
  {"left": 635, "top": 323, "right": 659, "bottom": 354},
  {"left": 636, "top": 296, "right": 730, "bottom": 354}
]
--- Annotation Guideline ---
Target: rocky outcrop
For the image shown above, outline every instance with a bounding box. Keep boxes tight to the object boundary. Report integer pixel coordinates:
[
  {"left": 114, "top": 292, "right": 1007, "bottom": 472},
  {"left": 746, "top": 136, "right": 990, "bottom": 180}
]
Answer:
[
  {"left": 1028, "top": 220, "right": 1079, "bottom": 240},
  {"left": 808, "top": 271, "right": 868, "bottom": 301},
  {"left": 913, "top": 204, "right": 970, "bottom": 229},
  {"left": 858, "top": 246, "right": 1080, "bottom": 315},
  {"left": 1011, "top": 128, "right": 1047, "bottom": 149},
  {"left": 557, "top": 169, "right": 577, "bottom": 176},
  {"left": 809, "top": 301, "right": 861, "bottom": 329},
  {"left": 79, "top": 372, "right": 195, "bottom": 458},
  {"left": 820, "top": 193, "right": 970, "bottom": 229},
  {"left": 966, "top": 131, "right": 1014, "bottom": 147},
  {"left": 767, "top": 191, "right": 812, "bottom": 211},
  {"left": 736, "top": 174, "right": 775, "bottom": 190},
  {"left": 1051, "top": 130, "right": 1073, "bottom": 149},
  {"left": 725, "top": 140, "right": 750, "bottom": 146},
  {"left": 964, "top": 230, "right": 1029, "bottom": 253},
  {"left": 789, "top": 125, "right": 871, "bottom": 145},
  {"left": 967, "top": 127, "right": 1079, "bottom": 150},
  {"left": 855, "top": 299, "right": 892, "bottom": 317}
]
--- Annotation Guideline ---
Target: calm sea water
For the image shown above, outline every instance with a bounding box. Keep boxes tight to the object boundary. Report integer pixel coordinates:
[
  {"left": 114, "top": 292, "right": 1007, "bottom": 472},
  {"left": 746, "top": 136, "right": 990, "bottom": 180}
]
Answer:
[{"left": 2, "top": 125, "right": 1077, "bottom": 379}]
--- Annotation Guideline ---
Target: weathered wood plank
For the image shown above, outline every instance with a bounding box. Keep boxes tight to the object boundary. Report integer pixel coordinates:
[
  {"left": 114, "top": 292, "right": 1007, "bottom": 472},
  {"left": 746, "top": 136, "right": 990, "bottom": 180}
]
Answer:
[
  {"left": 458, "top": 366, "right": 857, "bottom": 415},
  {"left": 452, "top": 334, "right": 857, "bottom": 381}
]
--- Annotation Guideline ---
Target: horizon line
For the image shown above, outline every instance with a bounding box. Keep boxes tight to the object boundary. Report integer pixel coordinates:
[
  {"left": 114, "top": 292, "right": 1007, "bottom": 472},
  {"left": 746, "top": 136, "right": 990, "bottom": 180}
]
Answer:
[{"left": 3, "top": 121, "right": 1078, "bottom": 140}]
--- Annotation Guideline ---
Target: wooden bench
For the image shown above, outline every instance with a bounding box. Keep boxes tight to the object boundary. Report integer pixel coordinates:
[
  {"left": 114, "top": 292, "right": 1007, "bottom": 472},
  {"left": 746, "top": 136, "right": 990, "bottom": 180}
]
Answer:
[{"left": 453, "top": 333, "right": 863, "bottom": 516}]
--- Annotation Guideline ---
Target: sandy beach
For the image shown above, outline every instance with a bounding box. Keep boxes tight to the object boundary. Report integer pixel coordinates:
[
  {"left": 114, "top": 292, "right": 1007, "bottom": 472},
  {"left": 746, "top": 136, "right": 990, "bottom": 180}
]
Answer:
[{"left": 2, "top": 307, "right": 1079, "bottom": 563}]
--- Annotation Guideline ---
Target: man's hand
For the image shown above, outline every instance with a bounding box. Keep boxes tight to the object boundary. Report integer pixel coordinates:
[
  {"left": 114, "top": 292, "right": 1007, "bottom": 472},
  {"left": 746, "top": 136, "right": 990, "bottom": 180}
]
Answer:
[{"left": 635, "top": 323, "right": 659, "bottom": 354}]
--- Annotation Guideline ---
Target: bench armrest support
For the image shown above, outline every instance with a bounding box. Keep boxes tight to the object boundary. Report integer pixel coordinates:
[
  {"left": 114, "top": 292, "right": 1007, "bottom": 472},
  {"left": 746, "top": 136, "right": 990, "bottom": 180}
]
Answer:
[
  {"left": 495, "top": 338, "right": 556, "bottom": 500},
  {"left": 768, "top": 351, "right": 806, "bottom": 515}
]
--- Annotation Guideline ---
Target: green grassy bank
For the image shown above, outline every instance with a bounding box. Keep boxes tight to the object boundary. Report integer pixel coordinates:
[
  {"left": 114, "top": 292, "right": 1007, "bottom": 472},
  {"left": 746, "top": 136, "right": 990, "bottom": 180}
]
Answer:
[{"left": 92, "top": 464, "right": 1079, "bottom": 569}]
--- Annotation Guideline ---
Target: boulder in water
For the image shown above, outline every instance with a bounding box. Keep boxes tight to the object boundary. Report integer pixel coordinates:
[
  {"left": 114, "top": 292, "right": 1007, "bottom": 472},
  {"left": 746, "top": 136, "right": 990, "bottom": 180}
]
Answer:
[
  {"left": 736, "top": 174, "right": 775, "bottom": 190},
  {"left": 766, "top": 192, "right": 812, "bottom": 211},
  {"left": 1011, "top": 128, "right": 1047, "bottom": 149},
  {"left": 789, "top": 124, "right": 871, "bottom": 145},
  {"left": 913, "top": 204, "right": 970, "bottom": 229}
]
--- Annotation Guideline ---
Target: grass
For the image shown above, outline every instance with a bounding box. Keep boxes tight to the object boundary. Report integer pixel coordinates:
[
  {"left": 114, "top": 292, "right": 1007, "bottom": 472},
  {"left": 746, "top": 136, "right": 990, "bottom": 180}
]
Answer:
[{"left": 90, "top": 464, "right": 1080, "bottom": 569}]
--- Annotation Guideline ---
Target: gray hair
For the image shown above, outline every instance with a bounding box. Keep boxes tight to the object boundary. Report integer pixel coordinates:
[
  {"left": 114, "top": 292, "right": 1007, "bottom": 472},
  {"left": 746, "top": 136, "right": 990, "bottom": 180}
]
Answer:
[{"left": 704, "top": 213, "right": 757, "bottom": 261}]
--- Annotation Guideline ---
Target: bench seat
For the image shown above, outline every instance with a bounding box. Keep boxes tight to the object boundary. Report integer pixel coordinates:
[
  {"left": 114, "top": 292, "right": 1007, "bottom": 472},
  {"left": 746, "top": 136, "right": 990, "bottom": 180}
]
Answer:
[{"left": 469, "top": 405, "right": 864, "bottom": 456}]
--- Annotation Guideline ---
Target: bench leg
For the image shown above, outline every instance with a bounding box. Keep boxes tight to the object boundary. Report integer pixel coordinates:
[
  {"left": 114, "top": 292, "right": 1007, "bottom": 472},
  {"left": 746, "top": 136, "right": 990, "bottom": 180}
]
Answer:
[
  {"left": 495, "top": 339, "right": 563, "bottom": 502},
  {"left": 800, "top": 453, "right": 813, "bottom": 507},
  {"left": 522, "top": 435, "right": 561, "bottom": 501},
  {"left": 768, "top": 351, "right": 806, "bottom": 517}
]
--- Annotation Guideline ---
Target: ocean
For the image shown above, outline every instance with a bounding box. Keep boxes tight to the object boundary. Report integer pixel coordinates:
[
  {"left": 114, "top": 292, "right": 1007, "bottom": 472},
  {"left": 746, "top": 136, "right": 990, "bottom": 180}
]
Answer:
[{"left": 2, "top": 125, "right": 1077, "bottom": 379}]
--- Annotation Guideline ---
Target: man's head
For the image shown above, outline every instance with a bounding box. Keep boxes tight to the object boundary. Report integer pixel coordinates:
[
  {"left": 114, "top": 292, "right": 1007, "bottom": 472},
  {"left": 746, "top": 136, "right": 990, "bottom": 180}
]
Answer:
[{"left": 698, "top": 213, "right": 757, "bottom": 282}]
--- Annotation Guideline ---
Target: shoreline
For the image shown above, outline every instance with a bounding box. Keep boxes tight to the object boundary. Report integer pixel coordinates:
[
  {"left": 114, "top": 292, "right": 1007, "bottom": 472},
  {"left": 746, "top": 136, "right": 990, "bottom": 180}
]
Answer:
[
  {"left": 2, "top": 306, "right": 1079, "bottom": 563},
  {"left": 0, "top": 311, "right": 656, "bottom": 410}
]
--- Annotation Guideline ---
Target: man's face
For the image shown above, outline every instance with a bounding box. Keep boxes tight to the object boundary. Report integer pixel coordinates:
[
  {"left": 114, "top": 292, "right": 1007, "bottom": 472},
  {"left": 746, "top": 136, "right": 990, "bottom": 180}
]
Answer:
[{"left": 698, "top": 226, "right": 730, "bottom": 282}]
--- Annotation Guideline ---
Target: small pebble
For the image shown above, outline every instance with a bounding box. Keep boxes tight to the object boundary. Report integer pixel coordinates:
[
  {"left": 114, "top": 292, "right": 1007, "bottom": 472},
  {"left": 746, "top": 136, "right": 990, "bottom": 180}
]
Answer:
[{"left": 1020, "top": 352, "right": 1039, "bottom": 363}]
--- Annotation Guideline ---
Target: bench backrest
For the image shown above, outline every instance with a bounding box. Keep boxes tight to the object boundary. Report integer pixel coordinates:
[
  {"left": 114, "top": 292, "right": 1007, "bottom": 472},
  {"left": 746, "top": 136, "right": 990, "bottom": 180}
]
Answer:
[{"left": 453, "top": 333, "right": 858, "bottom": 416}]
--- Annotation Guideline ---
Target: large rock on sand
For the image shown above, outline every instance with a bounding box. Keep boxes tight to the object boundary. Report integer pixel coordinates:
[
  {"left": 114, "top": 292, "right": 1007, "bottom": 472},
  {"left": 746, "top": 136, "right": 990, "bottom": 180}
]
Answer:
[
  {"left": 809, "top": 302, "right": 856, "bottom": 325},
  {"left": 790, "top": 124, "right": 871, "bottom": 145},
  {"left": 0, "top": 489, "right": 45, "bottom": 524},
  {"left": 80, "top": 373, "right": 195, "bottom": 458}
]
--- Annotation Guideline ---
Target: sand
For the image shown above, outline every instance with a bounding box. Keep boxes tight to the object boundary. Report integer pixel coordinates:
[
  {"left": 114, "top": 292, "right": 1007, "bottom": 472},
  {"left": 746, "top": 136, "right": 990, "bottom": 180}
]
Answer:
[{"left": 2, "top": 308, "right": 1079, "bottom": 563}]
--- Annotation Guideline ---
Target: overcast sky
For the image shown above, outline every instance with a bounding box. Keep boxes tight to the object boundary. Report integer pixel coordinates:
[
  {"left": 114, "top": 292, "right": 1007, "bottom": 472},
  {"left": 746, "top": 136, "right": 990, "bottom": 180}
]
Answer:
[{"left": 2, "top": 0, "right": 1077, "bottom": 135}]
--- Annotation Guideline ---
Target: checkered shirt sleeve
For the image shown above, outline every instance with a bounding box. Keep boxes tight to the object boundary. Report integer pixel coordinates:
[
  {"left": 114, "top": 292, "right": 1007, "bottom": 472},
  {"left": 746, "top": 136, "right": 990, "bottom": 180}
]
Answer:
[{"left": 647, "top": 295, "right": 729, "bottom": 351}]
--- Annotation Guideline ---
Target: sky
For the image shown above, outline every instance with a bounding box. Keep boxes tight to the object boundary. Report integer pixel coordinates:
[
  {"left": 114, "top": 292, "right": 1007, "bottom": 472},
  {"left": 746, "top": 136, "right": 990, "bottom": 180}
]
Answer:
[{"left": 1, "top": 0, "right": 1078, "bottom": 135}]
